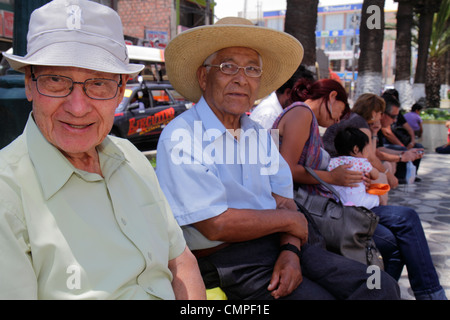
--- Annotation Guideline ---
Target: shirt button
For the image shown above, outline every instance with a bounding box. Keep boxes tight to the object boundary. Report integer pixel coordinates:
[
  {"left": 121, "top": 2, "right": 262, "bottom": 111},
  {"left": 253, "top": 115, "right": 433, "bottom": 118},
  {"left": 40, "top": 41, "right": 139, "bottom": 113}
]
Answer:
[
  {"left": 147, "top": 252, "right": 152, "bottom": 260},
  {"left": 121, "top": 217, "right": 127, "bottom": 225}
]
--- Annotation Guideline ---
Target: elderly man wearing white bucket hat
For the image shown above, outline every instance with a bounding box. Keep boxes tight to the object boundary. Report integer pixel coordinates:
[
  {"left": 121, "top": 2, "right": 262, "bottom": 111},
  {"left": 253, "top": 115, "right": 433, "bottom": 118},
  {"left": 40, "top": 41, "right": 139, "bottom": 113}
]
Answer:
[
  {"left": 156, "top": 17, "right": 400, "bottom": 300},
  {"left": 0, "top": 0, "right": 205, "bottom": 300}
]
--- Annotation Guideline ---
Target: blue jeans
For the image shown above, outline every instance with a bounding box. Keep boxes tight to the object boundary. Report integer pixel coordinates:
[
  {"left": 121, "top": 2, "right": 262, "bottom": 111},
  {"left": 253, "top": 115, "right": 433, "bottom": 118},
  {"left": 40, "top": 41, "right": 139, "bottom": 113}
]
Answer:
[
  {"left": 372, "top": 205, "right": 447, "bottom": 300},
  {"left": 436, "top": 144, "right": 450, "bottom": 154}
]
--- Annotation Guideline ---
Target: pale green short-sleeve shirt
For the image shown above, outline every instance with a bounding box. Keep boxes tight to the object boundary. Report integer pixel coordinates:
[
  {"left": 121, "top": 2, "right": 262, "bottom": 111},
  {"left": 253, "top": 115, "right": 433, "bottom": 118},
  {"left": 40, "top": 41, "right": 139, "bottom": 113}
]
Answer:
[{"left": 0, "top": 115, "right": 186, "bottom": 299}]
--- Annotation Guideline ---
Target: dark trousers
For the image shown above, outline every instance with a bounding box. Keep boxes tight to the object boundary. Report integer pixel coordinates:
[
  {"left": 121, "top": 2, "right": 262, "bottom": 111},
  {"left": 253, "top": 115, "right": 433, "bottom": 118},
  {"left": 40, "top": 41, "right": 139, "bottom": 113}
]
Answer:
[{"left": 197, "top": 234, "right": 400, "bottom": 300}]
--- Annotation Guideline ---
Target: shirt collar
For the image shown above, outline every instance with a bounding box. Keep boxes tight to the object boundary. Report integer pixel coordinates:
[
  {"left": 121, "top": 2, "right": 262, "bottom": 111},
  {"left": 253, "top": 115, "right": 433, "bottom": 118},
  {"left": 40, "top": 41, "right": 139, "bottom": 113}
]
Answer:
[
  {"left": 196, "top": 97, "right": 226, "bottom": 137},
  {"left": 26, "top": 114, "right": 125, "bottom": 200},
  {"left": 196, "top": 96, "right": 259, "bottom": 137}
]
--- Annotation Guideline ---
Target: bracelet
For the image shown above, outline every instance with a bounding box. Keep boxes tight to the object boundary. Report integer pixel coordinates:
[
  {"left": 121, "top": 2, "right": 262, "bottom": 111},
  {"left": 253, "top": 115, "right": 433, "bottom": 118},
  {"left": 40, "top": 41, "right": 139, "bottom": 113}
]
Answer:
[
  {"left": 280, "top": 243, "right": 301, "bottom": 260},
  {"left": 383, "top": 168, "right": 390, "bottom": 174},
  {"left": 398, "top": 152, "right": 403, "bottom": 162}
]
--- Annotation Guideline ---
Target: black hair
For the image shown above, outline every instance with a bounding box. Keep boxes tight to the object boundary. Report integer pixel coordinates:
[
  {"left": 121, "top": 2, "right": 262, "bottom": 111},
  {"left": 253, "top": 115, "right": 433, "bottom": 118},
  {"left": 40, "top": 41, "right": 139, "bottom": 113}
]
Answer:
[
  {"left": 382, "top": 88, "right": 399, "bottom": 100},
  {"left": 334, "top": 127, "right": 369, "bottom": 156},
  {"left": 381, "top": 93, "right": 401, "bottom": 114},
  {"left": 276, "top": 64, "right": 315, "bottom": 94},
  {"left": 411, "top": 103, "right": 423, "bottom": 112}
]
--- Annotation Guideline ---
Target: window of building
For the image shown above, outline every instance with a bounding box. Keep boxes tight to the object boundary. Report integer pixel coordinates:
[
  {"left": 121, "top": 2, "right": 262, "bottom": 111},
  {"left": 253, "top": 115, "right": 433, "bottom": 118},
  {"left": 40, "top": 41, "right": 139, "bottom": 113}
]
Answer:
[
  {"left": 330, "top": 59, "right": 341, "bottom": 72},
  {"left": 324, "top": 13, "right": 344, "bottom": 31},
  {"left": 316, "top": 15, "right": 323, "bottom": 31},
  {"left": 266, "top": 18, "right": 284, "bottom": 32}
]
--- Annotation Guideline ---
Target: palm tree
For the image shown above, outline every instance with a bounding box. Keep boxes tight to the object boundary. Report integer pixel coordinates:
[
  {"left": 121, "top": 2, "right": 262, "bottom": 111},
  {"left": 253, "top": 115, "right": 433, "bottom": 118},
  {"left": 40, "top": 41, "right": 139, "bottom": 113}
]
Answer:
[
  {"left": 355, "top": 0, "right": 385, "bottom": 99},
  {"left": 445, "top": 29, "right": 450, "bottom": 91},
  {"left": 284, "top": 0, "right": 319, "bottom": 73},
  {"left": 413, "top": 0, "right": 442, "bottom": 103},
  {"left": 394, "top": 0, "right": 414, "bottom": 109},
  {"left": 425, "top": 0, "right": 450, "bottom": 108}
]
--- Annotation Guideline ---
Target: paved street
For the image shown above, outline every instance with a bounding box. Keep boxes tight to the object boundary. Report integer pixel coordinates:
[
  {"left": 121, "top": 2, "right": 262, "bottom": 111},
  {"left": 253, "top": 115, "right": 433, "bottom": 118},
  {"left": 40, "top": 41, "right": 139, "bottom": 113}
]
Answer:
[{"left": 387, "top": 151, "right": 450, "bottom": 299}]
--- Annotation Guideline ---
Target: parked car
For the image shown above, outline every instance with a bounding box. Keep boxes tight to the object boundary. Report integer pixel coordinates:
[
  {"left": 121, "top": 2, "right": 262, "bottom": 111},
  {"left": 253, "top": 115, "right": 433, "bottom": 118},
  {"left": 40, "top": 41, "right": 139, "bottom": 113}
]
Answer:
[{"left": 111, "top": 81, "right": 192, "bottom": 145}]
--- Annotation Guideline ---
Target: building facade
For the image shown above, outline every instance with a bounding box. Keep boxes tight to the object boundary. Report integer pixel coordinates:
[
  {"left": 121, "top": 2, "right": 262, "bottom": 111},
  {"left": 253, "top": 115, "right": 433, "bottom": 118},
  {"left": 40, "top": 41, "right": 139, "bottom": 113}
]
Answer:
[
  {"left": 248, "top": 2, "right": 398, "bottom": 86},
  {"left": 117, "top": 0, "right": 212, "bottom": 48}
]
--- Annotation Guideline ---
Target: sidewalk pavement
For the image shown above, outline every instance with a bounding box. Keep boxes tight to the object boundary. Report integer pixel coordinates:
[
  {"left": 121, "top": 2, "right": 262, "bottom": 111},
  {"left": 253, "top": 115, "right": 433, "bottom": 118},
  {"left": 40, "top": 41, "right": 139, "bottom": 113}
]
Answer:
[{"left": 387, "top": 151, "right": 450, "bottom": 299}]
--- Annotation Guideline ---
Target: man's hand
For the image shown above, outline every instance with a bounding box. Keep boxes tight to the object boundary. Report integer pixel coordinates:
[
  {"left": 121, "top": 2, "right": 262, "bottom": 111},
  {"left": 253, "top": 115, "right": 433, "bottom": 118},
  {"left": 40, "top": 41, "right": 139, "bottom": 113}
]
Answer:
[
  {"left": 267, "top": 250, "right": 302, "bottom": 299},
  {"left": 402, "top": 148, "right": 424, "bottom": 162}
]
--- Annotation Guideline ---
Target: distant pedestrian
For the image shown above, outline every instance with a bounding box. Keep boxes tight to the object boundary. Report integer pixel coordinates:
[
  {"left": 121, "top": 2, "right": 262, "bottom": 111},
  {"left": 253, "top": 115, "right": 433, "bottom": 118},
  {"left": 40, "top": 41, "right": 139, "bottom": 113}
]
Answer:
[
  {"left": 435, "top": 121, "right": 450, "bottom": 154},
  {"left": 404, "top": 103, "right": 423, "bottom": 138}
]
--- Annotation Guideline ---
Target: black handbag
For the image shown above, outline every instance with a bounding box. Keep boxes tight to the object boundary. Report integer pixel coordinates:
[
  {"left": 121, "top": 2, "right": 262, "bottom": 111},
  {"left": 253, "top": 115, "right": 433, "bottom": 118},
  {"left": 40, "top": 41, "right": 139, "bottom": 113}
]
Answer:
[{"left": 294, "top": 167, "right": 384, "bottom": 269}]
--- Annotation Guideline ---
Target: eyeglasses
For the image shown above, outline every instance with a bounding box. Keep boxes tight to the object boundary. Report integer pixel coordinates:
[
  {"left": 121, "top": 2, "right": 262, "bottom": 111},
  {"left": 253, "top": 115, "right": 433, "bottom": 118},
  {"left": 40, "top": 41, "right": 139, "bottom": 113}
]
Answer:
[
  {"left": 31, "top": 68, "right": 122, "bottom": 100},
  {"left": 384, "top": 112, "right": 398, "bottom": 120},
  {"left": 203, "top": 62, "right": 263, "bottom": 78}
]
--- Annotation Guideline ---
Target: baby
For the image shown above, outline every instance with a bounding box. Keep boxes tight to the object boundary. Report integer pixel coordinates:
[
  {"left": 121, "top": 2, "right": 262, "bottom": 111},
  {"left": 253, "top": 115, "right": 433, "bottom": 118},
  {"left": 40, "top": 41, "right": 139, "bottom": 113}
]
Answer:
[{"left": 328, "top": 127, "right": 380, "bottom": 209}]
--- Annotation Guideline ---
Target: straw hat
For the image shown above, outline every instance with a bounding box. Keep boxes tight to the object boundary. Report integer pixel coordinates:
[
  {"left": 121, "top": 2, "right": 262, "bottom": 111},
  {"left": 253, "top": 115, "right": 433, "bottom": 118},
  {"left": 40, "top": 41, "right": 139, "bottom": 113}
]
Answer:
[
  {"left": 165, "top": 17, "right": 304, "bottom": 103},
  {"left": 2, "top": 0, "right": 143, "bottom": 77}
]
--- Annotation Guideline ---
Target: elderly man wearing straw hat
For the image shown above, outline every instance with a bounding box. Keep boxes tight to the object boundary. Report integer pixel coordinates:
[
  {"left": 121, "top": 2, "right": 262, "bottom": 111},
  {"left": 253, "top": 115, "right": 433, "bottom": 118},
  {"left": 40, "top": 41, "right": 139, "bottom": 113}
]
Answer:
[
  {"left": 156, "top": 18, "right": 400, "bottom": 299},
  {"left": 0, "top": 0, "right": 205, "bottom": 300}
]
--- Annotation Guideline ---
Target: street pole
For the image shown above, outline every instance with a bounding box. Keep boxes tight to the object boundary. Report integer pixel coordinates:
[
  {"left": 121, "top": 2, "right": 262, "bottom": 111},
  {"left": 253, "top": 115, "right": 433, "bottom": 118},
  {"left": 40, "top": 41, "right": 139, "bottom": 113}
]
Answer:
[{"left": 205, "top": 0, "right": 211, "bottom": 25}]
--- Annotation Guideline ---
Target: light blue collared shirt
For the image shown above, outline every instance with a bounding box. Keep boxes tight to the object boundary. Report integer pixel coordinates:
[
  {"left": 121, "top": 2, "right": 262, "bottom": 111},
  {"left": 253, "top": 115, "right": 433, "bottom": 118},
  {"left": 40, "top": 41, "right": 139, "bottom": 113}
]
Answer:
[{"left": 156, "top": 97, "right": 294, "bottom": 250}]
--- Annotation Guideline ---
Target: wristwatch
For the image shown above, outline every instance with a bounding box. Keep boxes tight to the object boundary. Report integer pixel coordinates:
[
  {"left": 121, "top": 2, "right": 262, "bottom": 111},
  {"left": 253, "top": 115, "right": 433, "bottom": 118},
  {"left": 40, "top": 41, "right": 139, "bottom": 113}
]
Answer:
[
  {"left": 280, "top": 243, "right": 301, "bottom": 260},
  {"left": 399, "top": 152, "right": 404, "bottom": 162}
]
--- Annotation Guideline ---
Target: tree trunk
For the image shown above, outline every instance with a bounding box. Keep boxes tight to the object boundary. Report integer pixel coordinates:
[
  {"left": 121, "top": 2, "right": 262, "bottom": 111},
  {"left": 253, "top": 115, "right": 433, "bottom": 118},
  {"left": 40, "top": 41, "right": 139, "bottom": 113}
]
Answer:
[
  {"left": 426, "top": 56, "right": 442, "bottom": 108},
  {"left": 394, "top": 0, "right": 414, "bottom": 109},
  {"left": 355, "top": 0, "right": 385, "bottom": 99},
  {"left": 413, "top": 0, "right": 440, "bottom": 101},
  {"left": 284, "top": 0, "right": 318, "bottom": 72}
]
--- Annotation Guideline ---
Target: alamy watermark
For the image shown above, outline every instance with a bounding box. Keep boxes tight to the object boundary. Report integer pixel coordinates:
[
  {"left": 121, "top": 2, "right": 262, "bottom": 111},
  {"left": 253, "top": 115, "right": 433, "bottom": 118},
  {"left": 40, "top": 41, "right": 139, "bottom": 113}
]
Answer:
[
  {"left": 66, "top": 265, "right": 81, "bottom": 290},
  {"left": 367, "top": 265, "right": 381, "bottom": 289},
  {"left": 169, "top": 121, "right": 281, "bottom": 175},
  {"left": 366, "top": 5, "right": 382, "bottom": 30}
]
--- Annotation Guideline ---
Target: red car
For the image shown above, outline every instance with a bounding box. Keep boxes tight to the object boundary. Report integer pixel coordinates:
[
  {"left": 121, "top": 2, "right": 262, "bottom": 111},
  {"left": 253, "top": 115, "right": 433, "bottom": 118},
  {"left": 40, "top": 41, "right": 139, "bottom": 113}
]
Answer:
[{"left": 111, "top": 82, "right": 192, "bottom": 145}]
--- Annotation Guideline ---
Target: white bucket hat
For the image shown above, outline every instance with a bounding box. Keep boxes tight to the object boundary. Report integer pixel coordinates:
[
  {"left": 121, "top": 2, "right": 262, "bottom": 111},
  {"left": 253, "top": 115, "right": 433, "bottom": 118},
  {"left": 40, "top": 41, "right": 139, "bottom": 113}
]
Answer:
[
  {"left": 165, "top": 17, "right": 304, "bottom": 103},
  {"left": 2, "top": 0, "right": 144, "bottom": 77}
]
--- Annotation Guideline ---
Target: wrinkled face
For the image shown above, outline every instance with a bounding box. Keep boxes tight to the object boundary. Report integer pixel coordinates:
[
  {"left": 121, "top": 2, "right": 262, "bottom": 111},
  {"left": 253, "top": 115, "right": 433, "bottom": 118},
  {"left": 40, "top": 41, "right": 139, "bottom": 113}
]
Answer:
[
  {"left": 197, "top": 47, "right": 262, "bottom": 120},
  {"left": 25, "top": 66, "right": 128, "bottom": 156}
]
